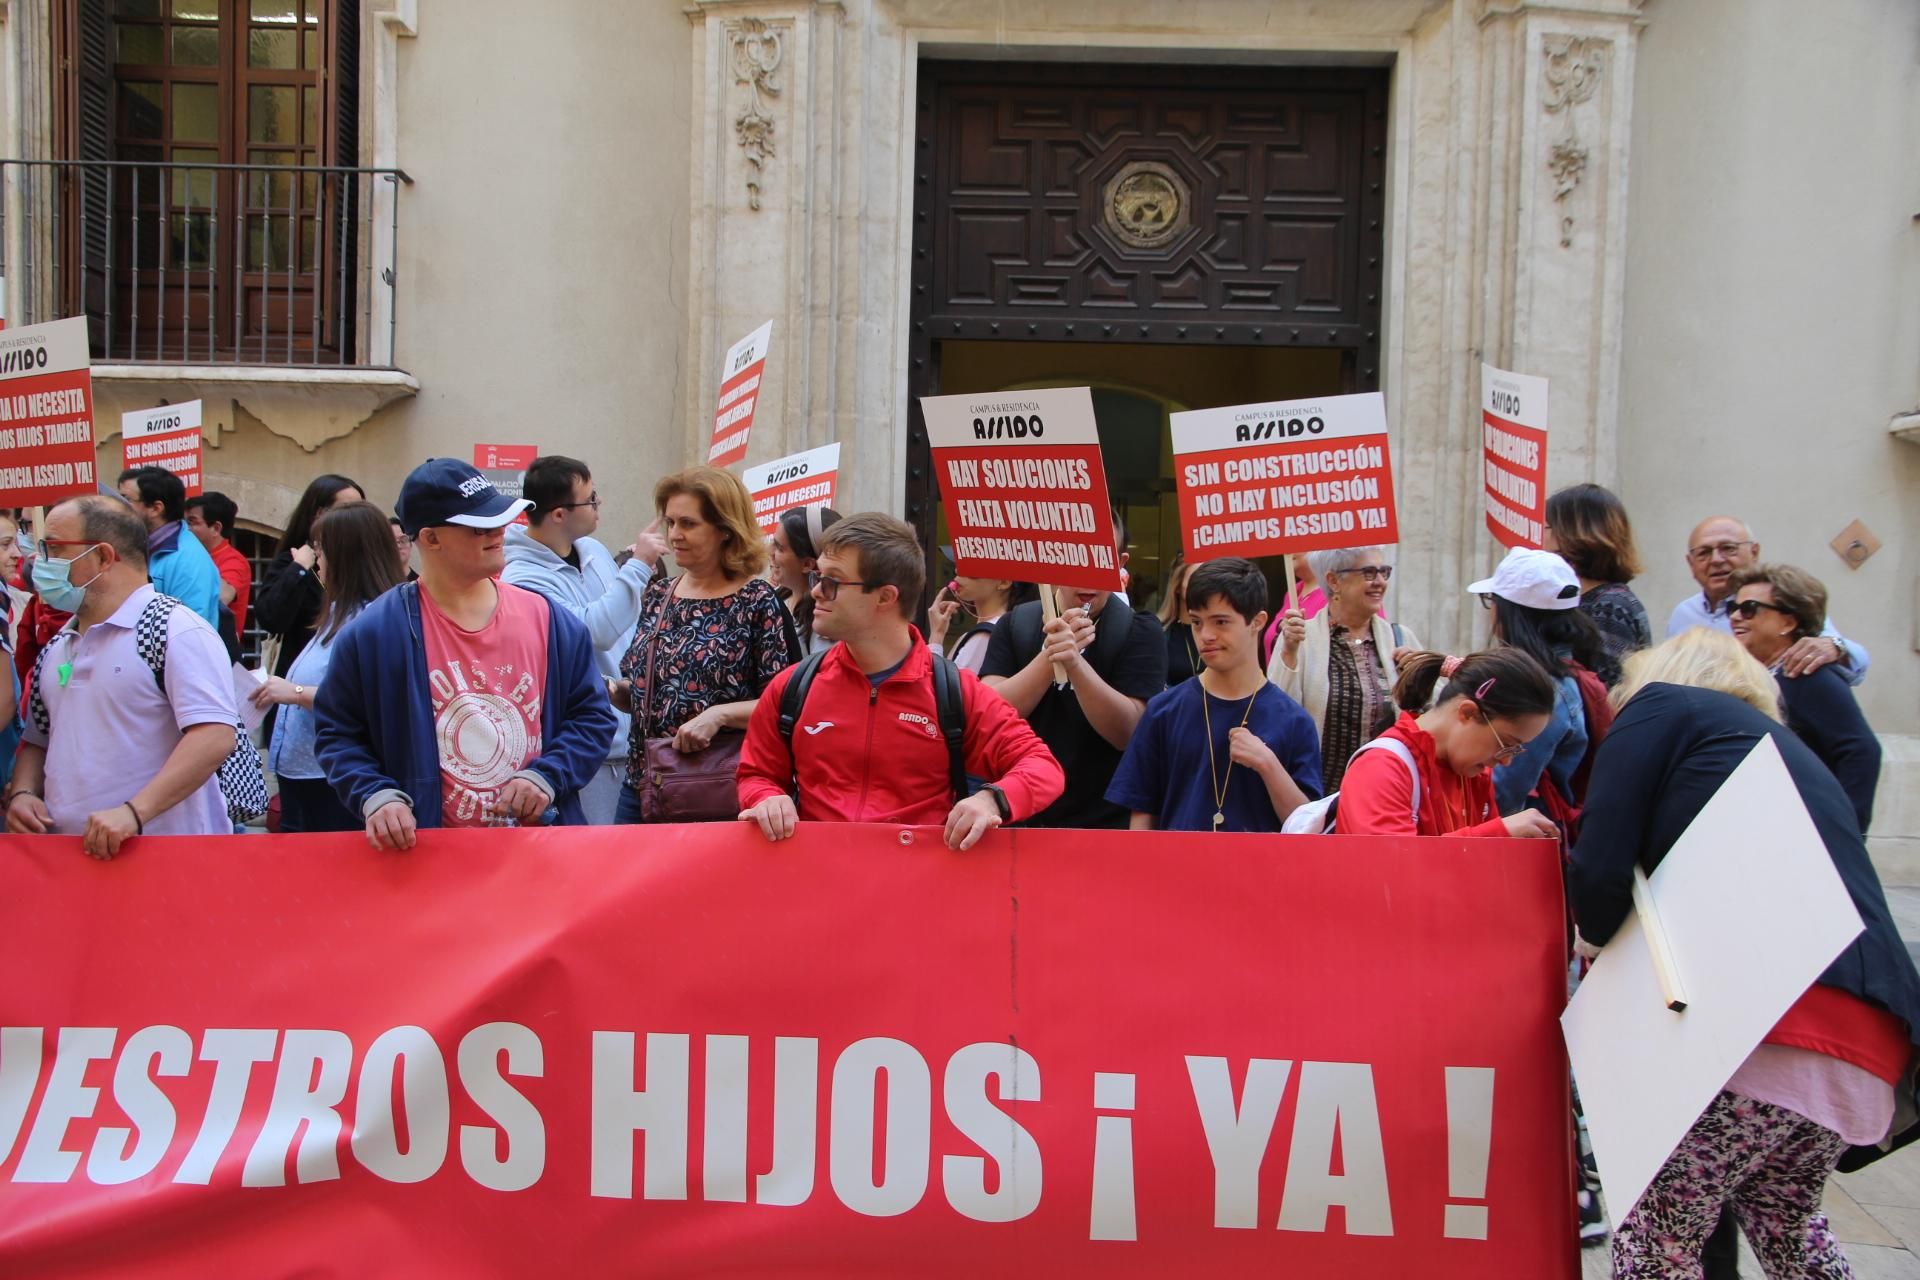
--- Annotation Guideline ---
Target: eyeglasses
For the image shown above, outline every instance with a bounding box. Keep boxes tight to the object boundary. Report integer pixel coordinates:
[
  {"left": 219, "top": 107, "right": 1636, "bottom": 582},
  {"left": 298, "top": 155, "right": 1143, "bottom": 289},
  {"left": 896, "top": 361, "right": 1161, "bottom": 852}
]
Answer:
[
  {"left": 1477, "top": 592, "right": 1494, "bottom": 610},
  {"left": 37, "top": 538, "right": 101, "bottom": 561},
  {"left": 1688, "top": 540, "right": 1752, "bottom": 564},
  {"left": 1480, "top": 712, "right": 1524, "bottom": 763},
  {"left": 555, "top": 494, "right": 602, "bottom": 512},
  {"left": 1332, "top": 565, "right": 1393, "bottom": 583},
  {"left": 1726, "top": 598, "right": 1794, "bottom": 621},
  {"left": 808, "top": 572, "right": 882, "bottom": 602}
]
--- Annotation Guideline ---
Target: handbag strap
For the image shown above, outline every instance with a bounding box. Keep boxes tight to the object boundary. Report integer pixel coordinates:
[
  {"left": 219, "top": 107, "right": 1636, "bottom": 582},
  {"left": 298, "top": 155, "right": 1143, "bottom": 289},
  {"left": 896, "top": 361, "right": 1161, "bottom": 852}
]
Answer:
[{"left": 636, "top": 576, "right": 680, "bottom": 739}]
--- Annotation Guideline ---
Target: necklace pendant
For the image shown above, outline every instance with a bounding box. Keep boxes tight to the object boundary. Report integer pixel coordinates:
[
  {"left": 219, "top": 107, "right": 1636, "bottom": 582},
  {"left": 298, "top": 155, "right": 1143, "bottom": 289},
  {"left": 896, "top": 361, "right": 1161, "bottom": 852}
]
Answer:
[{"left": 1212, "top": 810, "right": 1225, "bottom": 829}]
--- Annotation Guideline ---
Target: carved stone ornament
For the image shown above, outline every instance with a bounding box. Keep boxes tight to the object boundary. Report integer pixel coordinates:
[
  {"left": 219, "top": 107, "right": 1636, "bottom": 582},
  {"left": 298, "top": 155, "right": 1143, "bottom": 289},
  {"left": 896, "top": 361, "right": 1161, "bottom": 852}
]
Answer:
[
  {"left": 1102, "top": 161, "right": 1190, "bottom": 250},
  {"left": 728, "top": 19, "right": 786, "bottom": 211},
  {"left": 1541, "top": 35, "right": 1605, "bottom": 248}
]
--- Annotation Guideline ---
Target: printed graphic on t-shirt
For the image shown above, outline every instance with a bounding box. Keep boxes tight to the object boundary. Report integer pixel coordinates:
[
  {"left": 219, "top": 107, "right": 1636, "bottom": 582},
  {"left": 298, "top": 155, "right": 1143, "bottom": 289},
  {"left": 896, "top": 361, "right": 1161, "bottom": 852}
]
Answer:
[{"left": 429, "top": 660, "right": 543, "bottom": 823}]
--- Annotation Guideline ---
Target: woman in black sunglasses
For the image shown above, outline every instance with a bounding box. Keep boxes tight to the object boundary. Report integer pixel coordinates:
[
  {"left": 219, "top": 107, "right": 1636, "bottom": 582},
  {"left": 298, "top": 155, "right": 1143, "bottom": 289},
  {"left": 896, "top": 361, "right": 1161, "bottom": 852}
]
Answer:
[{"left": 1726, "top": 563, "right": 1880, "bottom": 833}]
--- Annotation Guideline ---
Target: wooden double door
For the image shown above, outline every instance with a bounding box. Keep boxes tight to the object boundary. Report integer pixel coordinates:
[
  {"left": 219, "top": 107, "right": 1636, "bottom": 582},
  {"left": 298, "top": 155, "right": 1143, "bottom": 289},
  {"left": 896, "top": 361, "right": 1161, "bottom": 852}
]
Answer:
[{"left": 906, "top": 60, "right": 1389, "bottom": 609}]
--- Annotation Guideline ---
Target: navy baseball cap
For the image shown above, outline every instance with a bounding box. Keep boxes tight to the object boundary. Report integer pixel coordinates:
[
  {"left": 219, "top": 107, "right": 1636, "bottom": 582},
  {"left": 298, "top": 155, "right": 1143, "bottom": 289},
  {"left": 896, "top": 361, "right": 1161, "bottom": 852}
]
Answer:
[{"left": 395, "top": 458, "right": 532, "bottom": 536}]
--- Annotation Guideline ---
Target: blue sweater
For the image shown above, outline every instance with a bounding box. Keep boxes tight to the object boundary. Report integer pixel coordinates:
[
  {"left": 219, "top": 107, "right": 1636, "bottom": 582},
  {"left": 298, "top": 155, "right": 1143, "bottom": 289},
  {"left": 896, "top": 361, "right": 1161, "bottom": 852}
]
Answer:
[{"left": 313, "top": 581, "right": 617, "bottom": 826}]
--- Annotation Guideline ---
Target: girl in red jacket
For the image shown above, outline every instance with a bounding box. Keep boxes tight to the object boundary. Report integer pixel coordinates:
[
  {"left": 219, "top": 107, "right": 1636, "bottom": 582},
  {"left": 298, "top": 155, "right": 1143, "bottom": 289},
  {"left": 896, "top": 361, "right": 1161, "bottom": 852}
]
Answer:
[{"left": 1335, "top": 647, "right": 1562, "bottom": 839}]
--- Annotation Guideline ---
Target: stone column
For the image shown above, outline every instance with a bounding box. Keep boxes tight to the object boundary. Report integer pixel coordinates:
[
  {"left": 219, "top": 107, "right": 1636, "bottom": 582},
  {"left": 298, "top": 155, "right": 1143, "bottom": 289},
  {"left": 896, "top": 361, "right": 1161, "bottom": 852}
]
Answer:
[
  {"left": 685, "top": 1, "right": 876, "bottom": 495},
  {"left": 1390, "top": 0, "right": 1643, "bottom": 652}
]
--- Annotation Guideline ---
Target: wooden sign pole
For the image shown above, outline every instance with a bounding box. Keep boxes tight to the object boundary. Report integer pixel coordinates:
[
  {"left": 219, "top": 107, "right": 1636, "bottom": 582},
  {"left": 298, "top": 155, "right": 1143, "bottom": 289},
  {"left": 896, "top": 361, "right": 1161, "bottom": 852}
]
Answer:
[{"left": 1633, "top": 866, "right": 1688, "bottom": 1013}]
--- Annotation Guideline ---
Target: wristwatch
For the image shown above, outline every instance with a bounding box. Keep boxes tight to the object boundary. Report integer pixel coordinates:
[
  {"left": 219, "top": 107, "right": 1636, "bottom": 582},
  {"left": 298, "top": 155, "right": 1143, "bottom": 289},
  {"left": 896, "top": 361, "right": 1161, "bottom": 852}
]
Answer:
[{"left": 981, "top": 783, "right": 1012, "bottom": 823}]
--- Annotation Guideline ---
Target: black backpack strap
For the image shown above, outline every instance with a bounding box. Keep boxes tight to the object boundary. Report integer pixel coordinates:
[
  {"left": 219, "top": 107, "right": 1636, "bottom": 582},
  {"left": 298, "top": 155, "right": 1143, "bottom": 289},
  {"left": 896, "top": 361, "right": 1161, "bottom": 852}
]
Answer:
[
  {"left": 776, "top": 649, "right": 830, "bottom": 791},
  {"left": 1010, "top": 600, "right": 1045, "bottom": 666},
  {"left": 930, "top": 654, "right": 967, "bottom": 803}
]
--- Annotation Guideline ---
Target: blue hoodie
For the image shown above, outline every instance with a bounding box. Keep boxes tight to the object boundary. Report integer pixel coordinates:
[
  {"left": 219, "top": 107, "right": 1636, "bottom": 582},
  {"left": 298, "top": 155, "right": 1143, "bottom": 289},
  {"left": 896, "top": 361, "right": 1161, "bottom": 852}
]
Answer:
[{"left": 313, "top": 581, "right": 617, "bottom": 826}]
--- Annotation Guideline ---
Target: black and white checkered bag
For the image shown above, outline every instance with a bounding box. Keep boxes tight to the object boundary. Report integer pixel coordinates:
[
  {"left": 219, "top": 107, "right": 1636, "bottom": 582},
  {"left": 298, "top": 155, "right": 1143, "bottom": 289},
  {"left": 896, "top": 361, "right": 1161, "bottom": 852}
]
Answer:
[{"left": 28, "top": 596, "right": 269, "bottom": 824}]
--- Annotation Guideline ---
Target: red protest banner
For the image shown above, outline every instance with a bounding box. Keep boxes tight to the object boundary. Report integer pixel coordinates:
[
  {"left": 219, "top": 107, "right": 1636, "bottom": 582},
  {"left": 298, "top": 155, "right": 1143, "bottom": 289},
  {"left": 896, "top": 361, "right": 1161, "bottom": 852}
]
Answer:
[
  {"left": 1169, "top": 392, "right": 1398, "bottom": 561},
  {"left": 121, "top": 400, "right": 204, "bottom": 497},
  {"left": 710, "top": 321, "right": 773, "bottom": 468},
  {"left": 1481, "top": 364, "right": 1549, "bottom": 550},
  {"left": 744, "top": 442, "right": 839, "bottom": 534},
  {"left": 0, "top": 825, "right": 1575, "bottom": 1279},
  {"left": 920, "top": 386, "right": 1123, "bottom": 592},
  {"left": 0, "top": 317, "right": 98, "bottom": 508}
]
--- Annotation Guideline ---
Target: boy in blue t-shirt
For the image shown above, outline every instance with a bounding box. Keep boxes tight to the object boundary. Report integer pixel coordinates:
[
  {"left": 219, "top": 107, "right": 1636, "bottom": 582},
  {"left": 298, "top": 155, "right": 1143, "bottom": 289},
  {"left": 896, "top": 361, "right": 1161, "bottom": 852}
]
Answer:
[{"left": 1107, "top": 557, "right": 1322, "bottom": 832}]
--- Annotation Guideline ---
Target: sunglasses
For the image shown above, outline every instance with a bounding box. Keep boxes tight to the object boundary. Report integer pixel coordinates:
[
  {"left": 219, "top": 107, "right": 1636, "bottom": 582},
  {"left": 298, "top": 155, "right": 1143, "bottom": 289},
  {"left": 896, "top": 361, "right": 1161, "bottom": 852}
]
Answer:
[{"left": 1726, "top": 598, "right": 1794, "bottom": 621}]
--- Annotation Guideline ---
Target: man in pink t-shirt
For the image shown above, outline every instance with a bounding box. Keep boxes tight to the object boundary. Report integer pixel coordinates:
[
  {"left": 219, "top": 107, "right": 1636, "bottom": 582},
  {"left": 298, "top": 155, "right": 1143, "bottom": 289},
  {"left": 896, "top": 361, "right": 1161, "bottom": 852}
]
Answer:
[
  {"left": 314, "top": 459, "right": 617, "bottom": 849},
  {"left": 418, "top": 575, "right": 550, "bottom": 825}
]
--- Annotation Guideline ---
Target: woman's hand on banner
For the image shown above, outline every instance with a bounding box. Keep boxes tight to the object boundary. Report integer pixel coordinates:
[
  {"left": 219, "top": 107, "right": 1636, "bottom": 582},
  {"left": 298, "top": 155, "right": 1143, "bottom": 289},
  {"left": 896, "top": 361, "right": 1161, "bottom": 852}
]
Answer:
[
  {"left": 1503, "top": 809, "right": 1558, "bottom": 840},
  {"left": 739, "top": 795, "right": 798, "bottom": 842}
]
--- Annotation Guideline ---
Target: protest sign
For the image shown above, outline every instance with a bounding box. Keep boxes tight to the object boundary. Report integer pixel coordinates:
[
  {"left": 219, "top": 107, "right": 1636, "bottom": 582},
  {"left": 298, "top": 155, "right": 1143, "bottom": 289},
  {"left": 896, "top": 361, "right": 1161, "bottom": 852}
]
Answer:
[
  {"left": 0, "top": 317, "right": 97, "bottom": 508},
  {"left": 0, "top": 824, "right": 1574, "bottom": 1278},
  {"left": 473, "top": 444, "right": 536, "bottom": 501},
  {"left": 745, "top": 442, "right": 840, "bottom": 534},
  {"left": 920, "top": 386, "right": 1122, "bottom": 593},
  {"left": 710, "top": 320, "right": 773, "bottom": 467},
  {"left": 1169, "top": 392, "right": 1397, "bottom": 563},
  {"left": 121, "top": 400, "right": 204, "bottom": 497},
  {"left": 1562, "top": 737, "right": 1864, "bottom": 1227},
  {"left": 1481, "top": 365, "right": 1549, "bottom": 549}
]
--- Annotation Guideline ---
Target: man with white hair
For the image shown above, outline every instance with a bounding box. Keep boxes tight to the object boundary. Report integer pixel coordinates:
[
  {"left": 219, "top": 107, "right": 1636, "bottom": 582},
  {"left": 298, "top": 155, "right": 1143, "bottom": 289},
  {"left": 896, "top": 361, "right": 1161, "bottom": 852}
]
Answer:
[{"left": 1666, "top": 515, "right": 1867, "bottom": 684}]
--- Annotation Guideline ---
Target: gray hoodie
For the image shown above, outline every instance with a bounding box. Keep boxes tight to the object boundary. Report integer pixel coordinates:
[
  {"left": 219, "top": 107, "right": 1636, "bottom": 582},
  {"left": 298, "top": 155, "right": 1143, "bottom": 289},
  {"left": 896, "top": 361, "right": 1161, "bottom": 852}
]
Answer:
[{"left": 501, "top": 524, "right": 653, "bottom": 759}]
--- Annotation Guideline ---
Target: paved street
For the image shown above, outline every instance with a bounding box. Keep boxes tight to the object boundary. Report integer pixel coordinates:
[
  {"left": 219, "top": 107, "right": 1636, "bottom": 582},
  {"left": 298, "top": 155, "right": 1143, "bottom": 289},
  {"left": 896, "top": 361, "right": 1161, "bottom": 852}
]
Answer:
[{"left": 1580, "top": 886, "right": 1920, "bottom": 1278}]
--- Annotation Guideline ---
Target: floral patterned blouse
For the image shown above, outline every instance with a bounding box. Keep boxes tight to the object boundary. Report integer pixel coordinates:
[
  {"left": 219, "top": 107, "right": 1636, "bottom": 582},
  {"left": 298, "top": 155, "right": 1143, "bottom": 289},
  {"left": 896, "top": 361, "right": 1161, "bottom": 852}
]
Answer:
[{"left": 619, "top": 575, "right": 798, "bottom": 766}]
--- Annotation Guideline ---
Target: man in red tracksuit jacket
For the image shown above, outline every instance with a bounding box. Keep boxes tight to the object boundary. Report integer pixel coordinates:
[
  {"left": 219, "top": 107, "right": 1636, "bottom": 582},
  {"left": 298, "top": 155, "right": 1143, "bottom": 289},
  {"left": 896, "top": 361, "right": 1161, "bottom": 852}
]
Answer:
[{"left": 737, "top": 512, "right": 1063, "bottom": 849}]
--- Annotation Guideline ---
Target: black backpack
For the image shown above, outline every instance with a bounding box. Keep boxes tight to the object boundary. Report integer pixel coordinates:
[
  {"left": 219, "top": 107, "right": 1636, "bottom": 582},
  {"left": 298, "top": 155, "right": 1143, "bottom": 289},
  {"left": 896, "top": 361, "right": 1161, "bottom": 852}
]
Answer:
[{"left": 776, "top": 649, "right": 970, "bottom": 803}]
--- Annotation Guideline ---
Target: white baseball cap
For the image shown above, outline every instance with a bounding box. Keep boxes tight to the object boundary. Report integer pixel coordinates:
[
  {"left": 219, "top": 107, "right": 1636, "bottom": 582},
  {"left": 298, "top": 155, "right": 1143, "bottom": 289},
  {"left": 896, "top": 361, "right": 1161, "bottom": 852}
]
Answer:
[{"left": 1466, "top": 547, "right": 1582, "bottom": 611}]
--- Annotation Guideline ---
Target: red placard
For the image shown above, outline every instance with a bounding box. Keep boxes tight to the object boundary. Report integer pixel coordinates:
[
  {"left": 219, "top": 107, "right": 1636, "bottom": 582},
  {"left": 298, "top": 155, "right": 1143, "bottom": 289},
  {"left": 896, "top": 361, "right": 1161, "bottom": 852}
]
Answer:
[
  {"left": 745, "top": 442, "right": 839, "bottom": 534},
  {"left": 710, "top": 321, "right": 772, "bottom": 468},
  {"left": 121, "top": 400, "right": 203, "bottom": 497},
  {"left": 1481, "top": 365, "right": 1549, "bottom": 549},
  {"left": 0, "top": 825, "right": 1574, "bottom": 1278},
  {"left": 1169, "top": 393, "right": 1398, "bottom": 561},
  {"left": 0, "top": 318, "right": 97, "bottom": 508},
  {"left": 920, "top": 387, "right": 1123, "bottom": 592}
]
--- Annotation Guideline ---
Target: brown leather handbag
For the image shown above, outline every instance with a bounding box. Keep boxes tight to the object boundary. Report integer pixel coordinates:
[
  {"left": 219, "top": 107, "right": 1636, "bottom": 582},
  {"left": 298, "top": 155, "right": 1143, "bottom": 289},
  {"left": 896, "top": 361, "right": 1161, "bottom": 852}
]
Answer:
[{"left": 634, "top": 581, "right": 745, "bottom": 823}]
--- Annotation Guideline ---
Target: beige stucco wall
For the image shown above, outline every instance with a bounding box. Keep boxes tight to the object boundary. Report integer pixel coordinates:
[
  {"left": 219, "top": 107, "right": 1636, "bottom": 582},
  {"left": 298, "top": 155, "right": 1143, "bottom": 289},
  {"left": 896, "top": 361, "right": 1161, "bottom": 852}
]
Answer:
[
  {"left": 86, "top": 0, "right": 693, "bottom": 545},
  {"left": 1619, "top": 0, "right": 1920, "bottom": 734}
]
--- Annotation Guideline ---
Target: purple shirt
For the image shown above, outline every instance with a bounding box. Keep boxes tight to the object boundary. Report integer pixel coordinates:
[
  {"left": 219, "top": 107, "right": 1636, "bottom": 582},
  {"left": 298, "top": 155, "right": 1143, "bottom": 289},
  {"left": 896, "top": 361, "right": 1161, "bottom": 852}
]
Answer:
[{"left": 22, "top": 584, "right": 237, "bottom": 836}]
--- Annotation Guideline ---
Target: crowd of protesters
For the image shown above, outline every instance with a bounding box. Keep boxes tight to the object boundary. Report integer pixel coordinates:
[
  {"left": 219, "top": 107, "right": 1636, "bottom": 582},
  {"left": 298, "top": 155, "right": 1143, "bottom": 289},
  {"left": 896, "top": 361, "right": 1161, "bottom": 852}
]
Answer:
[{"left": 0, "top": 449, "right": 1907, "bottom": 1279}]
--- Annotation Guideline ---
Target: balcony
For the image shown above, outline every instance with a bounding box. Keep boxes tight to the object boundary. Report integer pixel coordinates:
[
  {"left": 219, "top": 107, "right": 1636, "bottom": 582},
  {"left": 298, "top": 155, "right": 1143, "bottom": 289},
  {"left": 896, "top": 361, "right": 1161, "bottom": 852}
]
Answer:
[{"left": 1, "top": 158, "right": 416, "bottom": 425}]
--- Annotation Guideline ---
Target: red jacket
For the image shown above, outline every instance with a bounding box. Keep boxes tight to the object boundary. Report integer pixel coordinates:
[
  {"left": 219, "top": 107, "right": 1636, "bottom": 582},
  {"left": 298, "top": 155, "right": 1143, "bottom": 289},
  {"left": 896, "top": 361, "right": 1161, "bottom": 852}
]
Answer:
[
  {"left": 737, "top": 634, "right": 1064, "bottom": 826},
  {"left": 1334, "top": 711, "right": 1507, "bottom": 837}
]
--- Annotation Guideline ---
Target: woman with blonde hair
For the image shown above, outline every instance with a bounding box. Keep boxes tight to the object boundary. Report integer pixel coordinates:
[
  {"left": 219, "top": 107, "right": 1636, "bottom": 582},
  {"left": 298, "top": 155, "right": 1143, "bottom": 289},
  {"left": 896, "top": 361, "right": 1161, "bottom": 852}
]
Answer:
[
  {"left": 1570, "top": 626, "right": 1920, "bottom": 1279},
  {"left": 614, "top": 466, "right": 800, "bottom": 823}
]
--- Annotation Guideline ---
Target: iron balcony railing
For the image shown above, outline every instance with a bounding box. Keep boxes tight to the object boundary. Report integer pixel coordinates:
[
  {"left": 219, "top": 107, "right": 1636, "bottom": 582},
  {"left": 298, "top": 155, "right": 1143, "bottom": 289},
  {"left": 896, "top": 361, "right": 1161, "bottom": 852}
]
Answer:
[{"left": 0, "top": 158, "right": 411, "bottom": 367}]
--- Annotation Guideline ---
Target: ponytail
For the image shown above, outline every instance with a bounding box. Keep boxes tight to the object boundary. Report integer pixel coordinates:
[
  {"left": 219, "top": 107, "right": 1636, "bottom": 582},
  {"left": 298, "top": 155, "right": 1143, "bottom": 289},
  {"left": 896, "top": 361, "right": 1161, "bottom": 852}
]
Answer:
[{"left": 1392, "top": 647, "right": 1557, "bottom": 720}]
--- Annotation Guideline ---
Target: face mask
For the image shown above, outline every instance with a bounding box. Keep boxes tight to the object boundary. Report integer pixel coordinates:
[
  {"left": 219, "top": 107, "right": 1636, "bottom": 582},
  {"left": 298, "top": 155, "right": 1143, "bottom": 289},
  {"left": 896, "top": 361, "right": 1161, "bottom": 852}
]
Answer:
[{"left": 31, "top": 546, "right": 106, "bottom": 614}]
